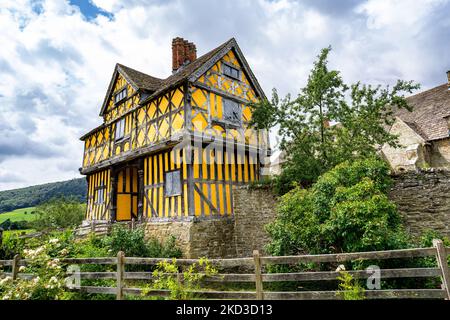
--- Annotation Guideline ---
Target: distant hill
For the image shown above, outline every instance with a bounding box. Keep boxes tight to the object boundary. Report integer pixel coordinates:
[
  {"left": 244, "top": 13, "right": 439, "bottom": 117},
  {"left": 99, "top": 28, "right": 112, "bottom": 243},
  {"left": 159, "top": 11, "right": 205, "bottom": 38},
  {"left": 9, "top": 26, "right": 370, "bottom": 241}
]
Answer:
[{"left": 0, "top": 178, "right": 87, "bottom": 213}]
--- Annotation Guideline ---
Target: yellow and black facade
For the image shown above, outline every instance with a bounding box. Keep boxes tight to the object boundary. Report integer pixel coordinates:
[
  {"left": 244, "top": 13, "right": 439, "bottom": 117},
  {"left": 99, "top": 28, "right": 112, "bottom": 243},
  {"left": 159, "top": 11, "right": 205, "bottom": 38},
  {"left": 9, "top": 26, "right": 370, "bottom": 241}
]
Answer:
[{"left": 80, "top": 37, "right": 269, "bottom": 223}]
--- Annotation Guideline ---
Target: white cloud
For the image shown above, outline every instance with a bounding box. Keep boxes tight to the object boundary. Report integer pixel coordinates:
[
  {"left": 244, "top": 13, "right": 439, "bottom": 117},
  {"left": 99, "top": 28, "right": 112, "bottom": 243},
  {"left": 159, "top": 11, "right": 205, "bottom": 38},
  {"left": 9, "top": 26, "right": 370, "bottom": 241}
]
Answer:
[{"left": 0, "top": 0, "right": 449, "bottom": 190}]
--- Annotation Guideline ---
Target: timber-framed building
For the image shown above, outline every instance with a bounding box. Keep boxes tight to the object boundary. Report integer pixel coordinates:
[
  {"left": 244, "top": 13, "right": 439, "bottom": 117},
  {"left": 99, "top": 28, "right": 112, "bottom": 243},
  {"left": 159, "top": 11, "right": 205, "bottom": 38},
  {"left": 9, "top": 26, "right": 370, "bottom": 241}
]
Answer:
[{"left": 80, "top": 38, "right": 270, "bottom": 226}]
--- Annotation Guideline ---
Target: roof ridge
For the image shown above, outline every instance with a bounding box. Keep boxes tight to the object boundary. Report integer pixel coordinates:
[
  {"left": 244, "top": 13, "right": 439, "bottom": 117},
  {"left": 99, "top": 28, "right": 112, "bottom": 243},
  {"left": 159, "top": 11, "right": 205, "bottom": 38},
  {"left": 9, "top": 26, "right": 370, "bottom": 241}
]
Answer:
[
  {"left": 117, "top": 63, "right": 164, "bottom": 81},
  {"left": 406, "top": 83, "right": 448, "bottom": 100}
]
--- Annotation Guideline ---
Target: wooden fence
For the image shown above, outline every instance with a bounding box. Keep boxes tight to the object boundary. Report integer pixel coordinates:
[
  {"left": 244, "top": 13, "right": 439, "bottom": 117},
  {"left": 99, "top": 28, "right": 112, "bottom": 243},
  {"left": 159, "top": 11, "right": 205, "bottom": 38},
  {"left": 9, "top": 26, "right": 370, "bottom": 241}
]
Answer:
[{"left": 1, "top": 240, "right": 449, "bottom": 300}]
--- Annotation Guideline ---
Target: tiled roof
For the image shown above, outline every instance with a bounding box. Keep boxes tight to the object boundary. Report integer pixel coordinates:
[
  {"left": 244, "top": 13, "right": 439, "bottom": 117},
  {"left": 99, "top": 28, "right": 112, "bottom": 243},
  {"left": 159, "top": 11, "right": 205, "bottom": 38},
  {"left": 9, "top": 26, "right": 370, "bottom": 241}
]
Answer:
[
  {"left": 116, "top": 64, "right": 163, "bottom": 92},
  {"left": 394, "top": 84, "right": 450, "bottom": 141}
]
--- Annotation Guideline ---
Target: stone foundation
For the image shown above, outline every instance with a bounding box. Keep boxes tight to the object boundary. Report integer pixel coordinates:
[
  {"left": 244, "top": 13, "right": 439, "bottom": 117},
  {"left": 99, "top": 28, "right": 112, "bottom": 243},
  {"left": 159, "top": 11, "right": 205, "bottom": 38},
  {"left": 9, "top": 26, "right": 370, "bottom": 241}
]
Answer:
[{"left": 143, "top": 186, "right": 278, "bottom": 258}]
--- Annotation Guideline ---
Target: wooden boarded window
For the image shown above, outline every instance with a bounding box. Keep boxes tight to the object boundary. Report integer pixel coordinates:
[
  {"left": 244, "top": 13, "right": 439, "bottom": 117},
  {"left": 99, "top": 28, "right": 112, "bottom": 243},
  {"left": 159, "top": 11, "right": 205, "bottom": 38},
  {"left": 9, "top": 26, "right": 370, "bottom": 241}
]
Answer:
[
  {"left": 223, "top": 98, "right": 242, "bottom": 126},
  {"left": 114, "top": 88, "right": 127, "bottom": 104},
  {"left": 164, "top": 170, "right": 181, "bottom": 197},
  {"left": 95, "top": 185, "right": 106, "bottom": 204},
  {"left": 223, "top": 63, "right": 240, "bottom": 80},
  {"left": 115, "top": 118, "right": 125, "bottom": 141}
]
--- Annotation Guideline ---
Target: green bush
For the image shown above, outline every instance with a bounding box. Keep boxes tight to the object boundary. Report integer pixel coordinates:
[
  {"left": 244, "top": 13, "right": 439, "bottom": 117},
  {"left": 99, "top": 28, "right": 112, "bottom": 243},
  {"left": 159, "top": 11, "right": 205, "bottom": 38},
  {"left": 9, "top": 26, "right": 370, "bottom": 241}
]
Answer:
[
  {"left": 266, "top": 157, "right": 410, "bottom": 256},
  {"left": 101, "top": 224, "right": 182, "bottom": 258},
  {"left": 31, "top": 197, "right": 84, "bottom": 231}
]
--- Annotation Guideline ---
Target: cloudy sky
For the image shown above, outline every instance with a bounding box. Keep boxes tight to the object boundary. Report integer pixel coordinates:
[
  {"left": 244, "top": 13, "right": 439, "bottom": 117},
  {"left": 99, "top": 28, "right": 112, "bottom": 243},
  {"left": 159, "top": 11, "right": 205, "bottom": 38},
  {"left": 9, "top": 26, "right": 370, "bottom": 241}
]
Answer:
[{"left": 0, "top": 0, "right": 449, "bottom": 191}]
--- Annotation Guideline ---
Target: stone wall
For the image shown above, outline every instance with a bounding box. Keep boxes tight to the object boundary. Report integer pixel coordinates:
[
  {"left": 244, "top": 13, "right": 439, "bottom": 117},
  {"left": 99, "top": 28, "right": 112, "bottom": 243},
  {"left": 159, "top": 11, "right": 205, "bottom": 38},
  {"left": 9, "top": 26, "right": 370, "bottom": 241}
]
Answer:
[
  {"left": 141, "top": 171, "right": 450, "bottom": 257},
  {"left": 143, "top": 186, "right": 278, "bottom": 258},
  {"left": 232, "top": 186, "right": 278, "bottom": 257},
  {"left": 389, "top": 168, "right": 450, "bottom": 238}
]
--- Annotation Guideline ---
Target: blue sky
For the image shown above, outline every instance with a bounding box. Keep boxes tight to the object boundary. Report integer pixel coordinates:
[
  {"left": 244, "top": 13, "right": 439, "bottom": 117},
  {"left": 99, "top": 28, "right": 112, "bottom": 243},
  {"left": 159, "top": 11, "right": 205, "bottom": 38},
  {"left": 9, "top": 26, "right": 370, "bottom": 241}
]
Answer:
[
  {"left": 0, "top": 0, "right": 449, "bottom": 190},
  {"left": 67, "top": 0, "right": 112, "bottom": 20}
]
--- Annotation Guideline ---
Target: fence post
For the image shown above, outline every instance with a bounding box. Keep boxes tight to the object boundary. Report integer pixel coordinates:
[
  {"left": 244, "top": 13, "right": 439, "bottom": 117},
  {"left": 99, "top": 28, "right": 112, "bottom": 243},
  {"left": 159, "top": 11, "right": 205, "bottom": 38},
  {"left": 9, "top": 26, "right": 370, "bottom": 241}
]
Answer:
[
  {"left": 12, "top": 254, "right": 20, "bottom": 280},
  {"left": 116, "top": 251, "right": 125, "bottom": 300},
  {"left": 433, "top": 239, "right": 450, "bottom": 300},
  {"left": 91, "top": 220, "right": 96, "bottom": 234},
  {"left": 253, "top": 250, "right": 264, "bottom": 300}
]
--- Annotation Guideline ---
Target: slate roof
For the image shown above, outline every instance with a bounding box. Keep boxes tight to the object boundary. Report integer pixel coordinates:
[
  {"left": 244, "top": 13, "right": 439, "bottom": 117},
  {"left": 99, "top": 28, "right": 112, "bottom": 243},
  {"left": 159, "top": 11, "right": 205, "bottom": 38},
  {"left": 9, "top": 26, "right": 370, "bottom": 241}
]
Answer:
[{"left": 394, "top": 84, "right": 450, "bottom": 141}]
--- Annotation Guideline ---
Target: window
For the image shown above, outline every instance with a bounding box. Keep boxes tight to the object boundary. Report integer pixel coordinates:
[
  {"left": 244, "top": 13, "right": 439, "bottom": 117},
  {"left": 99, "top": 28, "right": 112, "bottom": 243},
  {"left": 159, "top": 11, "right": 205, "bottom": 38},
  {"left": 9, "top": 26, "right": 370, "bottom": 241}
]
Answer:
[
  {"left": 223, "top": 63, "right": 240, "bottom": 80},
  {"left": 165, "top": 170, "right": 182, "bottom": 197},
  {"left": 115, "top": 118, "right": 125, "bottom": 141},
  {"left": 114, "top": 88, "right": 127, "bottom": 104},
  {"left": 223, "top": 98, "right": 241, "bottom": 125},
  {"left": 95, "top": 186, "right": 106, "bottom": 204}
]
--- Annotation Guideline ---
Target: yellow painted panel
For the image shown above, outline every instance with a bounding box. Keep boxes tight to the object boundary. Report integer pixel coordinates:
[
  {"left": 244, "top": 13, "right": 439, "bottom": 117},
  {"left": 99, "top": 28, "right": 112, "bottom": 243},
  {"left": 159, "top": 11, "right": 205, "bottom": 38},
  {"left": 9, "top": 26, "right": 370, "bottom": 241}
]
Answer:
[
  {"left": 210, "top": 92, "right": 216, "bottom": 117},
  {"left": 202, "top": 183, "right": 210, "bottom": 216},
  {"left": 148, "top": 102, "right": 157, "bottom": 119},
  {"left": 117, "top": 171, "right": 123, "bottom": 193},
  {"left": 192, "top": 89, "right": 207, "bottom": 109},
  {"left": 117, "top": 194, "right": 131, "bottom": 221},
  {"left": 132, "top": 195, "right": 137, "bottom": 216},
  {"left": 160, "top": 96, "right": 169, "bottom": 114},
  {"left": 225, "top": 184, "right": 231, "bottom": 214},
  {"left": 172, "top": 89, "right": 184, "bottom": 108},
  {"left": 148, "top": 125, "right": 156, "bottom": 142},
  {"left": 183, "top": 185, "right": 188, "bottom": 217},
  {"left": 172, "top": 112, "right": 184, "bottom": 131},
  {"left": 194, "top": 184, "right": 201, "bottom": 217},
  {"left": 218, "top": 184, "right": 224, "bottom": 215},
  {"left": 158, "top": 186, "right": 163, "bottom": 217},
  {"left": 192, "top": 111, "right": 207, "bottom": 131},
  {"left": 159, "top": 119, "right": 169, "bottom": 138}
]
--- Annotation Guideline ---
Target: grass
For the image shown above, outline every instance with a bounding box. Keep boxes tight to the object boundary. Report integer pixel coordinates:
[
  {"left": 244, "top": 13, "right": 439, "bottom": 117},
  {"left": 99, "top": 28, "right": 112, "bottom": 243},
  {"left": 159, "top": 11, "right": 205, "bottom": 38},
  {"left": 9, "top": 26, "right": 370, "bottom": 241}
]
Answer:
[
  {"left": 0, "top": 207, "right": 36, "bottom": 224},
  {"left": 3, "top": 229, "right": 36, "bottom": 237}
]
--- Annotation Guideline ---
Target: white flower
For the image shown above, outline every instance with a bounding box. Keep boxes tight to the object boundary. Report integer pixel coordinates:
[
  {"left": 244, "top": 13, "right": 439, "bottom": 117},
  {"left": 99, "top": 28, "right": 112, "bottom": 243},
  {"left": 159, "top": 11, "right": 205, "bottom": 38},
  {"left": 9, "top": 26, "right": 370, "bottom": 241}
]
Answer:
[
  {"left": 336, "top": 264, "right": 346, "bottom": 272},
  {"left": 49, "top": 276, "right": 58, "bottom": 284},
  {"left": 0, "top": 277, "right": 12, "bottom": 286},
  {"left": 18, "top": 266, "right": 26, "bottom": 272},
  {"left": 49, "top": 238, "right": 59, "bottom": 244}
]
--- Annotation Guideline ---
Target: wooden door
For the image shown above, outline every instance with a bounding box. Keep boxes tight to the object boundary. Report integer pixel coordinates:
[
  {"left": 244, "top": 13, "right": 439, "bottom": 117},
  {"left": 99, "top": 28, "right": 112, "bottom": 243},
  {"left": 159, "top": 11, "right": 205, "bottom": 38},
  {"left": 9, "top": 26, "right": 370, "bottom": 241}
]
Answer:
[{"left": 116, "top": 167, "right": 138, "bottom": 221}]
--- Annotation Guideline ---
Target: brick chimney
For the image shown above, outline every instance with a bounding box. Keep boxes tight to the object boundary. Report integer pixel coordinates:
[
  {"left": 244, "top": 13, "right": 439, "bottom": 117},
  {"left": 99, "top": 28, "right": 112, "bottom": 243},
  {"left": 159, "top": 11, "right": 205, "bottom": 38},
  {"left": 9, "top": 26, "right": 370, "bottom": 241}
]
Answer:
[{"left": 172, "top": 37, "right": 197, "bottom": 72}]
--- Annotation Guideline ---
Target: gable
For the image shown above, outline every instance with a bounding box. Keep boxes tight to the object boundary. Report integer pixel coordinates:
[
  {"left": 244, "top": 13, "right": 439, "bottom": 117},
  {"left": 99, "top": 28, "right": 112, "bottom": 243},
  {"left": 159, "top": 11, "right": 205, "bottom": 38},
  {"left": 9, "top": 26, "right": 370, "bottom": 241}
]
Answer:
[
  {"left": 103, "top": 72, "right": 140, "bottom": 123},
  {"left": 196, "top": 49, "right": 259, "bottom": 103}
]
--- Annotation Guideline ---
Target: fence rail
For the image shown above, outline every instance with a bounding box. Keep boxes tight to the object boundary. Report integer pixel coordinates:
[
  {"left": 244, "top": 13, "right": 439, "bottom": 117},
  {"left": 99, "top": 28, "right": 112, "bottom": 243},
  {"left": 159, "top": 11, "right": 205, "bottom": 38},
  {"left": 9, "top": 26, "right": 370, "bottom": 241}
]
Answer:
[{"left": 1, "top": 240, "right": 449, "bottom": 300}]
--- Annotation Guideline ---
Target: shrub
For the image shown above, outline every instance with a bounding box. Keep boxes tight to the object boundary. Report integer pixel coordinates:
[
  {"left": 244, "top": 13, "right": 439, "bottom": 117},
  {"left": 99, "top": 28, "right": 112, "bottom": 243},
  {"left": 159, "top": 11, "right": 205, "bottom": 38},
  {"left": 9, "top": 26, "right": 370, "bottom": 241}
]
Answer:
[
  {"left": 142, "top": 258, "right": 218, "bottom": 300},
  {"left": 32, "top": 197, "right": 84, "bottom": 231},
  {"left": 101, "top": 224, "right": 182, "bottom": 258},
  {"left": 266, "top": 157, "right": 409, "bottom": 256},
  {"left": 336, "top": 269, "right": 365, "bottom": 300},
  {"left": 0, "top": 238, "right": 72, "bottom": 300}
]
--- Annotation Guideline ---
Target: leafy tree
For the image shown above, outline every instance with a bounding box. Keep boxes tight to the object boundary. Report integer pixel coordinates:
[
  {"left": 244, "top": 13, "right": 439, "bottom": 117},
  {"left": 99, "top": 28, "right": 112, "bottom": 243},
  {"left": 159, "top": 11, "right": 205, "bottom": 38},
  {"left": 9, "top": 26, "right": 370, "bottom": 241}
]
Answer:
[
  {"left": 31, "top": 197, "right": 85, "bottom": 231},
  {"left": 249, "top": 46, "right": 420, "bottom": 193},
  {"left": 266, "top": 157, "right": 410, "bottom": 256}
]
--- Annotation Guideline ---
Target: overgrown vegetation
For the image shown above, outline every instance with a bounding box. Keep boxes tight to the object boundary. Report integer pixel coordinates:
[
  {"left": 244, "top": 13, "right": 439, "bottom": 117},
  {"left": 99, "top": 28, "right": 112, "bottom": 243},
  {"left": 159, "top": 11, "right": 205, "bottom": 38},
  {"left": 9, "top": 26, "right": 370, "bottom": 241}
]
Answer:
[
  {"left": 142, "top": 258, "right": 218, "bottom": 300},
  {"left": 102, "top": 224, "right": 182, "bottom": 258},
  {"left": 0, "top": 226, "right": 183, "bottom": 300},
  {"left": 249, "top": 46, "right": 419, "bottom": 195},
  {"left": 336, "top": 268, "right": 365, "bottom": 300},
  {"left": 31, "top": 197, "right": 85, "bottom": 231},
  {"left": 266, "top": 158, "right": 409, "bottom": 256},
  {"left": 0, "top": 178, "right": 86, "bottom": 213}
]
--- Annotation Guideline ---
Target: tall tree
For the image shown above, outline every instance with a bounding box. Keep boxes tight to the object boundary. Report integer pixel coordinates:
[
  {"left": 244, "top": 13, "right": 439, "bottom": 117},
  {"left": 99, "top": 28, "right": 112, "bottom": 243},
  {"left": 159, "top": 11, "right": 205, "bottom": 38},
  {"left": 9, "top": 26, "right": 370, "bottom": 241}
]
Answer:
[{"left": 250, "top": 46, "right": 420, "bottom": 193}]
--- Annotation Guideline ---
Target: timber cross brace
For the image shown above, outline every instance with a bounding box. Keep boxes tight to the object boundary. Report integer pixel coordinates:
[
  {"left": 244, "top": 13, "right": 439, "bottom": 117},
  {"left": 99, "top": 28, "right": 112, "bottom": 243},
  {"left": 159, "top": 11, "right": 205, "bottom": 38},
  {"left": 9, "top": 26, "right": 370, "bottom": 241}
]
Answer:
[{"left": 79, "top": 37, "right": 270, "bottom": 224}]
